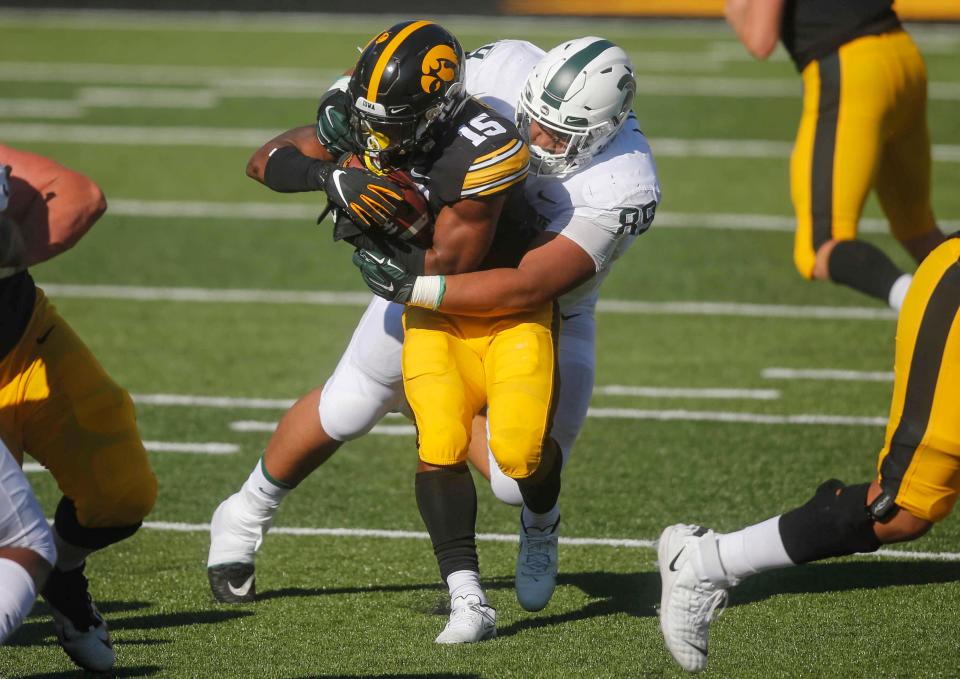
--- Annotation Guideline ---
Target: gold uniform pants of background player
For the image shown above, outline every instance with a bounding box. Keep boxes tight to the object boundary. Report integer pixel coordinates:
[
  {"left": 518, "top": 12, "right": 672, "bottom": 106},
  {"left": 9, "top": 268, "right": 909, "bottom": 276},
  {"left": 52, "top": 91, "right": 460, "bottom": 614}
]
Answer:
[
  {"left": 402, "top": 303, "right": 558, "bottom": 480},
  {"left": 876, "top": 237, "right": 960, "bottom": 522},
  {"left": 792, "top": 29, "right": 936, "bottom": 278},
  {"left": 0, "top": 288, "right": 156, "bottom": 528}
]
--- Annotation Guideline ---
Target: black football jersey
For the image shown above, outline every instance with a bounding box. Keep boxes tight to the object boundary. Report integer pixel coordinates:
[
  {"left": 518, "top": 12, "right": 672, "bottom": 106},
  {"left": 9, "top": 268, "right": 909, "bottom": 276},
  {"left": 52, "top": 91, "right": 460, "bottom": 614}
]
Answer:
[
  {"left": 406, "top": 96, "right": 535, "bottom": 269},
  {"left": 781, "top": 0, "right": 900, "bottom": 71}
]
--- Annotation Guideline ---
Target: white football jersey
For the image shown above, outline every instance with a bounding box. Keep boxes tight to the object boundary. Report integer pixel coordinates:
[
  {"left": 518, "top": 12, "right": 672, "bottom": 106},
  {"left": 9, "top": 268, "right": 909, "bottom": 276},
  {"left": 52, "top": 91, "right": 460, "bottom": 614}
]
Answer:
[{"left": 464, "top": 39, "right": 660, "bottom": 312}]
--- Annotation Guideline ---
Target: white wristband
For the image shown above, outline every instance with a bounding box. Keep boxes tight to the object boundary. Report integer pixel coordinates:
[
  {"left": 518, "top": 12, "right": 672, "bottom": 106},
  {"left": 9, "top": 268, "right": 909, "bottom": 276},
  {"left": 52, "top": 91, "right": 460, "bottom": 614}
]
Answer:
[{"left": 409, "top": 275, "right": 446, "bottom": 310}]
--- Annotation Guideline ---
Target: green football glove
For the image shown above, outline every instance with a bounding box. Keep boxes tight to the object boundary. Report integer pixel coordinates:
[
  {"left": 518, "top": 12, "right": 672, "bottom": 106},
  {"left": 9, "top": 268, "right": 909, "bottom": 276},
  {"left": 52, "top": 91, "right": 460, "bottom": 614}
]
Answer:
[
  {"left": 352, "top": 248, "right": 417, "bottom": 304},
  {"left": 316, "top": 87, "right": 353, "bottom": 158}
]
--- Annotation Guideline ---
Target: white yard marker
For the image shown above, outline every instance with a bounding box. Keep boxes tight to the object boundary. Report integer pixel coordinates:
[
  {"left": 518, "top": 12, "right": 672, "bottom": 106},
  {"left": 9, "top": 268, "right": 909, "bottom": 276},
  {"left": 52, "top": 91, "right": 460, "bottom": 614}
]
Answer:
[
  {"left": 594, "top": 385, "right": 780, "bottom": 400},
  {"left": 143, "top": 441, "right": 238, "bottom": 454},
  {"left": 40, "top": 283, "right": 897, "bottom": 321},
  {"left": 763, "top": 368, "right": 894, "bottom": 382},
  {"left": 134, "top": 393, "right": 296, "bottom": 409},
  {"left": 23, "top": 462, "right": 45, "bottom": 473},
  {"left": 230, "top": 420, "right": 415, "bottom": 436},
  {"left": 587, "top": 408, "right": 887, "bottom": 427},
  {"left": 140, "top": 520, "right": 960, "bottom": 561}
]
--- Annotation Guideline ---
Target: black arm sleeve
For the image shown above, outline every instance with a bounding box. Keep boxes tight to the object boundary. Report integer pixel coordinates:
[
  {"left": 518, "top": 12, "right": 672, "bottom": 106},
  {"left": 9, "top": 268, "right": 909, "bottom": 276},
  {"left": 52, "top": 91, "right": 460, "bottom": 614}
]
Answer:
[{"left": 262, "top": 146, "right": 333, "bottom": 193}]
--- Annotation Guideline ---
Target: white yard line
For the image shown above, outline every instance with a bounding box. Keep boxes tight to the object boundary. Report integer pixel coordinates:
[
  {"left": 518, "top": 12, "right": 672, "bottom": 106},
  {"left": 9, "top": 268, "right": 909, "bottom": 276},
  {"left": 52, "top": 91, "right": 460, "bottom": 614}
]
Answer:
[
  {"left": 91, "top": 200, "right": 960, "bottom": 235},
  {"left": 586, "top": 408, "right": 886, "bottom": 426},
  {"left": 143, "top": 441, "right": 238, "bottom": 454},
  {"left": 763, "top": 368, "right": 894, "bottom": 382},
  {"left": 2, "top": 122, "right": 959, "bottom": 162},
  {"left": 594, "top": 385, "right": 780, "bottom": 400},
  {"left": 230, "top": 420, "right": 415, "bottom": 436},
  {"left": 142, "top": 520, "right": 960, "bottom": 561},
  {"left": 39, "top": 283, "right": 897, "bottom": 321}
]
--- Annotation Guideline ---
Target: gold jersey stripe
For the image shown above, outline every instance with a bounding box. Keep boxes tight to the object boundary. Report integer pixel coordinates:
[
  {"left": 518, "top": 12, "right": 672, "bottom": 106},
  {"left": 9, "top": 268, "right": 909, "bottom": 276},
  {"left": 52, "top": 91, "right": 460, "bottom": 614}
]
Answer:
[
  {"left": 367, "top": 20, "right": 432, "bottom": 103},
  {"left": 462, "top": 166, "right": 529, "bottom": 197},
  {"left": 469, "top": 139, "right": 526, "bottom": 171},
  {"left": 462, "top": 144, "right": 530, "bottom": 194},
  {"left": 475, "top": 171, "right": 528, "bottom": 197},
  {"left": 471, "top": 138, "right": 524, "bottom": 166}
]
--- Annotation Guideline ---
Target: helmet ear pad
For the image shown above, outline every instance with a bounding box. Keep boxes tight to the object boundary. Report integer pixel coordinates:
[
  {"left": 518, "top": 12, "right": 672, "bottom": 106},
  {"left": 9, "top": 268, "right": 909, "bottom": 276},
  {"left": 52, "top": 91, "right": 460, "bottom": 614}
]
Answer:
[
  {"left": 346, "top": 21, "right": 467, "bottom": 168},
  {"left": 517, "top": 37, "right": 636, "bottom": 175}
]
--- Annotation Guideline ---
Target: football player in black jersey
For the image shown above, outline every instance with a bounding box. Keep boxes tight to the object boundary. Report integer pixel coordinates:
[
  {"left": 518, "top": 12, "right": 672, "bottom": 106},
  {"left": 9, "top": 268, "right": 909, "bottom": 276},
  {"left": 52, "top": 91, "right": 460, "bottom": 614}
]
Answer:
[
  {"left": 209, "top": 21, "right": 563, "bottom": 643},
  {"left": 725, "top": 0, "right": 944, "bottom": 310}
]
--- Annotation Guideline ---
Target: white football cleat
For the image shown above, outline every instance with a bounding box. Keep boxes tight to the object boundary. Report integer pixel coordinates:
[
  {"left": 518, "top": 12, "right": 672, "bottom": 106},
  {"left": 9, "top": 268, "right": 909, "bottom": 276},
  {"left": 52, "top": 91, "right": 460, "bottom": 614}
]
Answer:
[
  {"left": 207, "top": 492, "right": 270, "bottom": 603},
  {"left": 435, "top": 595, "right": 497, "bottom": 644},
  {"left": 515, "top": 513, "right": 560, "bottom": 612},
  {"left": 42, "top": 564, "right": 115, "bottom": 673},
  {"left": 657, "top": 524, "right": 728, "bottom": 673}
]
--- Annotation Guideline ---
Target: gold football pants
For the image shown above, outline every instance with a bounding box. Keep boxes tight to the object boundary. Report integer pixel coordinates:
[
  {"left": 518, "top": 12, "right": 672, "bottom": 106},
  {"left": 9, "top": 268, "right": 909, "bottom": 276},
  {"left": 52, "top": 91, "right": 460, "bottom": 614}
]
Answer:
[
  {"left": 402, "top": 303, "right": 558, "bottom": 479},
  {"left": 876, "top": 237, "right": 960, "bottom": 522},
  {"left": 0, "top": 288, "right": 156, "bottom": 528},
  {"left": 792, "top": 29, "right": 936, "bottom": 278}
]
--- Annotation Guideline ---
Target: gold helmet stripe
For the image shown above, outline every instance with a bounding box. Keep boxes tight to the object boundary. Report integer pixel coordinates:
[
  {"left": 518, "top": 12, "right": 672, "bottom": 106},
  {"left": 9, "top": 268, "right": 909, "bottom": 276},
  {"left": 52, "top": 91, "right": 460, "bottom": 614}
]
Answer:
[{"left": 367, "top": 20, "right": 433, "bottom": 103}]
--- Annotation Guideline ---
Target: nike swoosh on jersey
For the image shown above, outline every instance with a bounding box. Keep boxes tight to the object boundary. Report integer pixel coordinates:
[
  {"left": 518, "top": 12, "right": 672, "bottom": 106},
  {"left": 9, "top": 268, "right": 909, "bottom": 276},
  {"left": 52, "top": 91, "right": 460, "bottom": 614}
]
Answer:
[
  {"left": 228, "top": 574, "right": 255, "bottom": 598},
  {"left": 537, "top": 189, "right": 557, "bottom": 204}
]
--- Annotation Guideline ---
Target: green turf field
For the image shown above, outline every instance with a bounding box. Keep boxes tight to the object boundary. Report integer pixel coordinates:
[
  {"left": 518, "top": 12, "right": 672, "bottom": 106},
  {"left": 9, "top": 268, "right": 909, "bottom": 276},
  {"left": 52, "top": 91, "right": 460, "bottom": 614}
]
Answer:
[{"left": 1, "top": 10, "right": 959, "bottom": 678}]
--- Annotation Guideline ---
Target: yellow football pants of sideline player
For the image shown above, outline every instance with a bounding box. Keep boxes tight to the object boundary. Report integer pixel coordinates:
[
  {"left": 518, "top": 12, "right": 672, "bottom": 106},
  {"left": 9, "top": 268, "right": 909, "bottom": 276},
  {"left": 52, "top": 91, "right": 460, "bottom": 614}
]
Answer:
[
  {"left": 792, "top": 29, "right": 937, "bottom": 278},
  {"left": 402, "top": 303, "right": 558, "bottom": 480},
  {"left": 0, "top": 289, "right": 156, "bottom": 528}
]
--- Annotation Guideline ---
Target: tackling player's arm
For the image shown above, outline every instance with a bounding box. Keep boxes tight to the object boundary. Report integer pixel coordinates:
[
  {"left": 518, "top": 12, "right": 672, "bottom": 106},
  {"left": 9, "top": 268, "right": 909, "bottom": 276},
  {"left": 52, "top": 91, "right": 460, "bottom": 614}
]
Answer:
[
  {"left": 725, "top": 0, "right": 784, "bottom": 59},
  {"left": 247, "top": 70, "right": 353, "bottom": 186},
  {"left": 0, "top": 144, "right": 106, "bottom": 269},
  {"left": 434, "top": 230, "right": 594, "bottom": 313}
]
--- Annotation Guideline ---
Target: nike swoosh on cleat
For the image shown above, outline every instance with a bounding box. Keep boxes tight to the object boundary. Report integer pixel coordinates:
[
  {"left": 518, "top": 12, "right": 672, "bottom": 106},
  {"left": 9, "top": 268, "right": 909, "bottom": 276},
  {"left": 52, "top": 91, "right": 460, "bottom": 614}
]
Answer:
[
  {"left": 684, "top": 639, "right": 708, "bottom": 656},
  {"left": 668, "top": 548, "right": 684, "bottom": 572},
  {"left": 228, "top": 575, "right": 254, "bottom": 598}
]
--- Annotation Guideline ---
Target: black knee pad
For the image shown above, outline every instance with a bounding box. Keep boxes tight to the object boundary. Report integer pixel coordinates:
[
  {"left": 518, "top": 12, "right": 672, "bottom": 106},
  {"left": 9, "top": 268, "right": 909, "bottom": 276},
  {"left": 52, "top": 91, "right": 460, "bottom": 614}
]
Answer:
[
  {"left": 415, "top": 465, "right": 478, "bottom": 581},
  {"left": 54, "top": 497, "right": 141, "bottom": 550},
  {"left": 779, "top": 480, "right": 881, "bottom": 564}
]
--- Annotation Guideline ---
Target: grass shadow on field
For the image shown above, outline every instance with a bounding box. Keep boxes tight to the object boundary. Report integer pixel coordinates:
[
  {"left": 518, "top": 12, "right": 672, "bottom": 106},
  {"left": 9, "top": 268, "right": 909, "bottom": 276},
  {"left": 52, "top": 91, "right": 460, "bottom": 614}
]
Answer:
[
  {"left": 6, "top": 600, "right": 254, "bottom": 649},
  {"left": 258, "top": 580, "right": 446, "bottom": 602},
  {"left": 495, "top": 570, "right": 659, "bottom": 638},
  {"left": 731, "top": 559, "right": 960, "bottom": 606}
]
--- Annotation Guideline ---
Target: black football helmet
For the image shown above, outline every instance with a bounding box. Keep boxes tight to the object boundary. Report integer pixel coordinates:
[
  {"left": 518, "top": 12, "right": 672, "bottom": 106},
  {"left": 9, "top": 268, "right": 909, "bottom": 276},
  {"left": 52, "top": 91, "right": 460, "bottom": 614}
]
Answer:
[{"left": 347, "top": 20, "right": 466, "bottom": 171}]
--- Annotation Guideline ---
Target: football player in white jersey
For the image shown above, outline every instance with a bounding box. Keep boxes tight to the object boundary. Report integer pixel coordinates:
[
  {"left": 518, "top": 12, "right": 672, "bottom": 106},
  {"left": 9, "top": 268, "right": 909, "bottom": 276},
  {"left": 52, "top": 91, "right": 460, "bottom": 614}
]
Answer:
[{"left": 209, "top": 37, "right": 660, "bottom": 635}]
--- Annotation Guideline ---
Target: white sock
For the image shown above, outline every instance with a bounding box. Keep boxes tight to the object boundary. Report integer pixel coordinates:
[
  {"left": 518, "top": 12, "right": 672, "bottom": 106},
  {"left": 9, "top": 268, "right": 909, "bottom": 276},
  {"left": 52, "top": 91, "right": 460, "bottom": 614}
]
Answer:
[
  {"left": 713, "top": 516, "right": 794, "bottom": 583},
  {"left": 242, "top": 457, "right": 292, "bottom": 511},
  {"left": 52, "top": 530, "right": 93, "bottom": 573},
  {"left": 521, "top": 503, "right": 560, "bottom": 531},
  {"left": 0, "top": 558, "right": 38, "bottom": 644},
  {"left": 888, "top": 273, "right": 913, "bottom": 312},
  {"left": 447, "top": 569, "right": 486, "bottom": 606}
]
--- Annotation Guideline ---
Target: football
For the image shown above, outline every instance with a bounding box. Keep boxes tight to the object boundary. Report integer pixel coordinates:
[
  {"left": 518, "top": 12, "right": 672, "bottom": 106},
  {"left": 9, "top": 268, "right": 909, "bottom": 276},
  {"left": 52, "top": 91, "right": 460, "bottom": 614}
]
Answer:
[{"left": 342, "top": 153, "right": 433, "bottom": 247}]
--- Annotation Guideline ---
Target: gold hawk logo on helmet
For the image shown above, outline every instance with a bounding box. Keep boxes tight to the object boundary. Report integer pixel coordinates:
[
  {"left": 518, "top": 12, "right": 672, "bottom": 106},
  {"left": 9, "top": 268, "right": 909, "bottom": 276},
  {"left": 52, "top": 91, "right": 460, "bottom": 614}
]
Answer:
[{"left": 420, "top": 44, "right": 458, "bottom": 94}]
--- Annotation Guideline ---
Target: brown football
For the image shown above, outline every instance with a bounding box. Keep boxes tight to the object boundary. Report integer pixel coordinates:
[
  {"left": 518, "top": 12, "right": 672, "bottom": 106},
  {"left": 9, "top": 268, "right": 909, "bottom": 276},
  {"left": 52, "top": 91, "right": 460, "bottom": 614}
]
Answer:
[{"left": 342, "top": 153, "right": 433, "bottom": 247}]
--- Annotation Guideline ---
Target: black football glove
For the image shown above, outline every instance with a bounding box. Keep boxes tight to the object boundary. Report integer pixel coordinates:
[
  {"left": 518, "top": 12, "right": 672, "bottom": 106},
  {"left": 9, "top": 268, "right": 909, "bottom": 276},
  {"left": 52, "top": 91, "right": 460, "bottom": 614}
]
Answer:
[
  {"left": 315, "top": 88, "right": 354, "bottom": 157},
  {"left": 352, "top": 248, "right": 417, "bottom": 304},
  {"left": 324, "top": 166, "right": 404, "bottom": 230}
]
